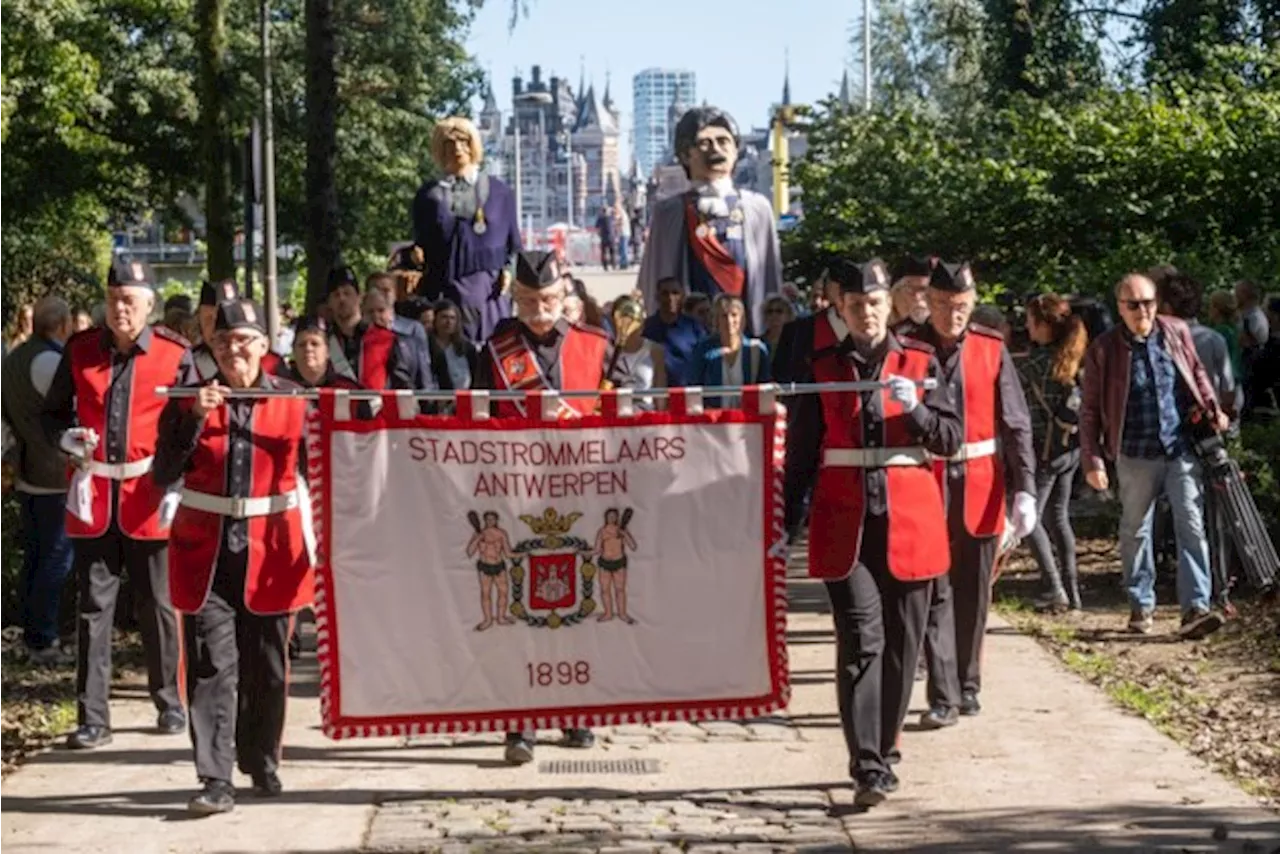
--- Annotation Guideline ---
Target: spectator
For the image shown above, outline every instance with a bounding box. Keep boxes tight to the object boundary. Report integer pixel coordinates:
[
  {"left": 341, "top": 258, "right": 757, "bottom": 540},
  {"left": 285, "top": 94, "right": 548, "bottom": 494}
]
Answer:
[
  {"left": 1205, "top": 291, "right": 1242, "bottom": 381},
  {"left": 563, "top": 291, "right": 585, "bottom": 325},
  {"left": 72, "top": 309, "right": 93, "bottom": 333},
  {"left": 431, "top": 299, "right": 479, "bottom": 392},
  {"left": 7, "top": 302, "right": 34, "bottom": 351},
  {"left": 761, "top": 295, "right": 795, "bottom": 374},
  {"left": 1235, "top": 279, "right": 1270, "bottom": 411},
  {"left": 1020, "top": 294, "right": 1088, "bottom": 612},
  {"left": 616, "top": 206, "right": 632, "bottom": 270},
  {"left": 689, "top": 294, "right": 771, "bottom": 408},
  {"left": 641, "top": 278, "right": 707, "bottom": 388},
  {"left": 684, "top": 292, "right": 712, "bottom": 331},
  {"left": 1, "top": 297, "right": 76, "bottom": 664},
  {"left": 1080, "top": 272, "right": 1227, "bottom": 639},
  {"left": 596, "top": 207, "right": 616, "bottom": 270},
  {"left": 1160, "top": 272, "right": 1239, "bottom": 423},
  {"left": 1245, "top": 296, "right": 1280, "bottom": 416}
]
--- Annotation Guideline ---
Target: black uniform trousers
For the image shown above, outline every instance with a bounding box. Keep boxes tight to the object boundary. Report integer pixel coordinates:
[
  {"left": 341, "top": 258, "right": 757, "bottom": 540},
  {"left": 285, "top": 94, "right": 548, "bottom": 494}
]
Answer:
[
  {"left": 75, "top": 519, "right": 183, "bottom": 728},
  {"left": 824, "top": 514, "right": 931, "bottom": 778},
  {"left": 184, "top": 550, "right": 291, "bottom": 784},
  {"left": 924, "top": 488, "right": 998, "bottom": 700}
]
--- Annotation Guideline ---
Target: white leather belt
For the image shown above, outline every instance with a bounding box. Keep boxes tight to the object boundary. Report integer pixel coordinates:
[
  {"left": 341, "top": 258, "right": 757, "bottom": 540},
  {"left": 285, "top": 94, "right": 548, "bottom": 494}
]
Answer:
[
  {"left": 822, "top": 447, "right": 930, "bottom": 467},
  {"left": 86, "top": 457, "right": 154, "bottom": 480},
  {"left": 934, "top": 438, "right": 1000, "bottom": 463},
  {"left": 181, "top": 488, "right": 299, "bottom": 519}
]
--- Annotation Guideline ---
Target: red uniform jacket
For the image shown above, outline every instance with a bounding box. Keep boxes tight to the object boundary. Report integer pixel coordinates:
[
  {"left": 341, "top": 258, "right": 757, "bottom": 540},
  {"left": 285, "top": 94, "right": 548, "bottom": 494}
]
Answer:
[
  {"left": 485, "top": 321, "right": 607, "bottom": 417},
  {"left": 942, "top": 328, "right": 1006, "bottom": 538},
  {"left": 807, "top": 313, "right": 950, "bottom": 582},
  {"left": 166, "top": 377, "right": 313, "bottom": 615},
  {"left": 63, "top": 326, "right": 189, "bottom": 540}
]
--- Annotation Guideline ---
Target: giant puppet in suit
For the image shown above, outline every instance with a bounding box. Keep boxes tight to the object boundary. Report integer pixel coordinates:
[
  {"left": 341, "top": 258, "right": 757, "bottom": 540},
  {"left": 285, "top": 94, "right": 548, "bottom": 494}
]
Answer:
[{"left": 637, "top": 106, "right": 783, "bottom": 335}]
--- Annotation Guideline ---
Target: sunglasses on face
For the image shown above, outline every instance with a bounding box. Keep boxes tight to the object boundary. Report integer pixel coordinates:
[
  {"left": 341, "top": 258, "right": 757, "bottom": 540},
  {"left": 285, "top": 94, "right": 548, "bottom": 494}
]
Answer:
[{"left": 1123, "top": 298, "right": 1157, "bottom": 312}]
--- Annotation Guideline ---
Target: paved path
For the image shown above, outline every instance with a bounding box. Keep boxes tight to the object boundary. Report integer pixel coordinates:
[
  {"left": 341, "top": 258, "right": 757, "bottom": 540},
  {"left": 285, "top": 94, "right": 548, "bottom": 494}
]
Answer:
[{"left": 3, "top": 556, "right": 1278, "bottom": 853}]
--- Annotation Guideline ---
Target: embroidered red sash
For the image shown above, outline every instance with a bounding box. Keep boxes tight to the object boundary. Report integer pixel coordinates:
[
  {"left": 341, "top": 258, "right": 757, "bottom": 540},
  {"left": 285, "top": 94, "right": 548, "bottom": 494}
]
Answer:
[
  {"left": 487, "top": 326, "right": 578, "bottom": 418},
  {"left": 684, "top": 198, "right": 745, "bottom": 297}
]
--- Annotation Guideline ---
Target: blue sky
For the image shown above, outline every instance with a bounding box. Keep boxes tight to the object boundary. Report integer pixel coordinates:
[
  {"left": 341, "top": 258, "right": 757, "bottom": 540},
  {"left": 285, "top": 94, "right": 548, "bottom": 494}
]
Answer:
[{"left": 464, "top": 0, "right": 859, "bottom": 166}]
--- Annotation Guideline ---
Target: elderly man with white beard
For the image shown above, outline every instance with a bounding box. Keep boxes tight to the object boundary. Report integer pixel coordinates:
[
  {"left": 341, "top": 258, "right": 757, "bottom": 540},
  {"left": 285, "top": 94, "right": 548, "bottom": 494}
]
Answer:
[{"left": 474, "top": 248, "right": 631, "bottom": 765}]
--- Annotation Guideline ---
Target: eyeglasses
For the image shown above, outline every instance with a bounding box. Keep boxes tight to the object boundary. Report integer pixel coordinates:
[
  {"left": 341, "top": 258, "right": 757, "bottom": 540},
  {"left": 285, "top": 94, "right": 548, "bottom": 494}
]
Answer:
[{"left": 1122, "top": 298, "right": 1157, "bottom": 312}]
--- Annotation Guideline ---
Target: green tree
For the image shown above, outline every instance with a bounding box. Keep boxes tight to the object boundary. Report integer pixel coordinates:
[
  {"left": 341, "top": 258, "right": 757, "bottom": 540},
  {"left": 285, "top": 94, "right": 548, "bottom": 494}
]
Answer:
[
  {"left": 197, "top": 0, "right": 235, "bottom": 280},
  {"left": 982, "top": 0, "right": 1104, "bottom": 100}
]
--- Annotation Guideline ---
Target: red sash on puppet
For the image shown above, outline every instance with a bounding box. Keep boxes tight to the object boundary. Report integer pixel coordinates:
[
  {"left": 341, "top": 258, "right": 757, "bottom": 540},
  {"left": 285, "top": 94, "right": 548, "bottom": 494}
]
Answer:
[
  {"left": 485, "top": 323, "right": 606, "bottom": 418},
  {"left": 684, "top": 197, "right": 745, "bottom": 298}
]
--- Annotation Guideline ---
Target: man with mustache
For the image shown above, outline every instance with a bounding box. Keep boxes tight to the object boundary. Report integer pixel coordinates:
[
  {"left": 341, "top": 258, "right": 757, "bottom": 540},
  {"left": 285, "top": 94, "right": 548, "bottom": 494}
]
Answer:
[
  {"left": 476, "top": 249, "right": 630, "bottom": 764},
  {"left": 637, "top": 106, "right": 782, "bottom": 336}
]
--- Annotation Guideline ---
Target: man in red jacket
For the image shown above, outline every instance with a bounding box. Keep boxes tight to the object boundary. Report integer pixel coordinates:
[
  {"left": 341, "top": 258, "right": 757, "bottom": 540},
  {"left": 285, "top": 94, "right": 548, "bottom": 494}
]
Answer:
[
  {"left": 1081, "top": 272, "right": 1227, "bottom": 638},
  {"left": 154, "top": 299, "right": 313, "bottom": 815},
  {"left": 784, "top": 257, "right": 961, "bottom": 807},
  {"left": 43, "top": 256, "right": 191, "bottom": 749}
]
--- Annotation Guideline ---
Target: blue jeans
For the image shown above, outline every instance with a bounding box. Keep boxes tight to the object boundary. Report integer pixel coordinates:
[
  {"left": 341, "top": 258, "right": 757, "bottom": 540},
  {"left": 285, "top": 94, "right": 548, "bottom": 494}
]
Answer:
[
  {"left": 1115, "top": 453, "right": 1213, "bottom": 615},
  {"left": 18, "top": 491, "right": 75, "bottom": 650}
]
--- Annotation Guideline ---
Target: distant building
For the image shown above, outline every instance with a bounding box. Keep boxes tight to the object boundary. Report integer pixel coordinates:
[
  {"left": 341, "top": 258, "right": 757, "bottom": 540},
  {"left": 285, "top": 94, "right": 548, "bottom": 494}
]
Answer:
[
  {"left": 479, "top": 65, "right": 622, "bottom": 237},
  {"left": 633, "top": 68, "right": 696, "bottom": 178}
]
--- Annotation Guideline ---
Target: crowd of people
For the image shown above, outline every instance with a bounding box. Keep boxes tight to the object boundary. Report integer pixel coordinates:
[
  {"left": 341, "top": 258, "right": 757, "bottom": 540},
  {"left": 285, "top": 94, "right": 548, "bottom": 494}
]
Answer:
[{"left": 2, "top": 103, "right": 1278, "bottom": 818}]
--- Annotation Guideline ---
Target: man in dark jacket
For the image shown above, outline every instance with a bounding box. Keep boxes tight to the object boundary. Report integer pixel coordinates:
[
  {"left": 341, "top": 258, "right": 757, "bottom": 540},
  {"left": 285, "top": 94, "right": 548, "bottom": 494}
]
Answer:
[
  {"left": 2, "top": 297, "right": 75, "bottom": 663},
  {"left": 1081, "top": 272, "right": 1227, "bottom": 639}
]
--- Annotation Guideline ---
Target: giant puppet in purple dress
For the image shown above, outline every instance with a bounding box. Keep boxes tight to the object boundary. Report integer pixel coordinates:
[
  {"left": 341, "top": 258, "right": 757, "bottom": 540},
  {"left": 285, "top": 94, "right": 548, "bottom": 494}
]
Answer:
[{"left": 412, "top": 117, "right": 522, "bottom": 345}]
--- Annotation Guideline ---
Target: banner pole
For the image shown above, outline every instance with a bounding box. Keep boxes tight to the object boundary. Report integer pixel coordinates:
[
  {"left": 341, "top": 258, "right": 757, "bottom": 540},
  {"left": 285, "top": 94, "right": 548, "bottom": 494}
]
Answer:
[{"left": 155, "top": 379, "right": 938, "bottom": 401}]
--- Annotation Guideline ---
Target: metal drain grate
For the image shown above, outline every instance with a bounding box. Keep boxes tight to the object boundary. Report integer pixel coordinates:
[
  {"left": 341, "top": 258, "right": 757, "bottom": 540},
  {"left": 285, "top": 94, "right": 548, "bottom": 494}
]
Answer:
[{"left": 539, "top": 758, "right": 662, "bottom": 775}]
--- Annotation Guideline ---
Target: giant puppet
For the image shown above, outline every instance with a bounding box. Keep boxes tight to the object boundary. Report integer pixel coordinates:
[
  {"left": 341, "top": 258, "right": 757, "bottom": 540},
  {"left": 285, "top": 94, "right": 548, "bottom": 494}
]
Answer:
[
  {"left": 637, "top": 106, "right": 783, "bottom": 335},
  {"left": 412, "top": 117, "right": 522, "bottom": 345}
]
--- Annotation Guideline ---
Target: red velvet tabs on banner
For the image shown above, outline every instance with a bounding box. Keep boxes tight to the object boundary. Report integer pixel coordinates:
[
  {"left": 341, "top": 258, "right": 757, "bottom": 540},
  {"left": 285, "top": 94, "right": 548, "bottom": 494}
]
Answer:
[
  {"left": 667, "top": 387, "right": 704, "bottom": 417},
  {"left": 454, "top": 390, "right": 491, "bottom": 423},
  {"left": 599, "top": 389, "right": 635, "bottom": 419}
]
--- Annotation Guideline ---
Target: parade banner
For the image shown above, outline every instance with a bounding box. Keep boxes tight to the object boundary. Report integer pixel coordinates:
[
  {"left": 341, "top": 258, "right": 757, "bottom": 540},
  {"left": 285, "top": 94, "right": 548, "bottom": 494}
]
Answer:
[{"left": 307, "top": 388, "right": 790, "bottom": 738}]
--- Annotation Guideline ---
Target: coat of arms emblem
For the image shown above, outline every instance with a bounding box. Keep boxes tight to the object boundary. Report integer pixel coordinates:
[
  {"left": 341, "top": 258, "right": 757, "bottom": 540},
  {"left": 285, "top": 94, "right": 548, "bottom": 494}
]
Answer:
[{"left": 464, "top": 507, "right": 639, "bottom": 629}]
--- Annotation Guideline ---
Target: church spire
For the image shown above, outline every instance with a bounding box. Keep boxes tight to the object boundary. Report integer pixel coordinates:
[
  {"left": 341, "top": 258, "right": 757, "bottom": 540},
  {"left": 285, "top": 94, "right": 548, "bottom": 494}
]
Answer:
[
  {"left": 603, "top": 70, "right": 613, "bottom": 110},
  {"left": 782, "top": 48, "right": 792, "bottom": 106},
  {"left": 838, "top": 67, "right": 852, "bottom": 106}
]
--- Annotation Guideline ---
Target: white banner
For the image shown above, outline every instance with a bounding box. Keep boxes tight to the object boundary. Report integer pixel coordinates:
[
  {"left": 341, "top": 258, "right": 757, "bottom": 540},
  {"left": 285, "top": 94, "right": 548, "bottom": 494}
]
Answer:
[{"left": 308, "top": 390, "right": 789, "bottom": 737}]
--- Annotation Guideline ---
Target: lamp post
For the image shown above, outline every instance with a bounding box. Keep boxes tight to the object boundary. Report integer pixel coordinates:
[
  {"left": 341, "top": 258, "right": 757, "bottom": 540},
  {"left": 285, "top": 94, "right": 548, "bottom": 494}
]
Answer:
[{"left": 261, "top": 0, "right": 280, "bottom": 341}]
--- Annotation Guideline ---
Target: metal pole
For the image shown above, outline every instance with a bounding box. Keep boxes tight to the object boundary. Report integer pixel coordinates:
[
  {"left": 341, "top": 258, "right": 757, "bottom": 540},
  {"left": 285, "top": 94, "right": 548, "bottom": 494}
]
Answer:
[
  {"left": 513, "top": 120, "right": 523, "bottom": 242},
  {"left": 156, "top": 379, "right": 938, "bottom": 401},
  {"left": 539, "top": 110, "right": 547, "bottom": 238},
  {"left": 261, "top": 0, "right": 281, "bottom": 343},
  {"left": 863, "top": 0, "right": 872, "bottom": 110},
  {"left": 243, "top": 126, "right": 256, "bottom": 299},
  {"left": 566, "top": 130, "right": 574, "bottom": 228}
]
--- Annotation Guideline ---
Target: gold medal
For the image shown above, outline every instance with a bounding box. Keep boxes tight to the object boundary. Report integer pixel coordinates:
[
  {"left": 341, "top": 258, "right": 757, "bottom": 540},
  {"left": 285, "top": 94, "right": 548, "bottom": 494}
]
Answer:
[
  {"left": 695, "top": 224, "right": 709, "bottom": 239},
  {"left": 729, "top": 207, "right": 744, "bottom": 223},
  {"left": 473, "top": 207, "right": 487, "bottom": 235},
  {"left": 725, "top": 225, "right": 744, "bottom": 240}
]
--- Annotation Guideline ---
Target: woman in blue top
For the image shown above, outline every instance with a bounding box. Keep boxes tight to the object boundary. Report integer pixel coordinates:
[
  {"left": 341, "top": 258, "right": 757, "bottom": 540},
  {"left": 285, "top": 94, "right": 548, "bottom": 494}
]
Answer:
[{"left": 690, "top": 294, "right": 772, "bottom": 408}]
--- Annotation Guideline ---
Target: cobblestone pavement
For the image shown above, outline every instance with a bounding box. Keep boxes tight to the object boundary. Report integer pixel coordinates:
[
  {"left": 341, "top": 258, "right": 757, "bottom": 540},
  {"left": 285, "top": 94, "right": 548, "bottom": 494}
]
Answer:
[
  {"left": 403, "top": 718, "right": 804, "bottom": 750},
  {"left": 365, "top": 789, "right": 852, "bottom": 854}
]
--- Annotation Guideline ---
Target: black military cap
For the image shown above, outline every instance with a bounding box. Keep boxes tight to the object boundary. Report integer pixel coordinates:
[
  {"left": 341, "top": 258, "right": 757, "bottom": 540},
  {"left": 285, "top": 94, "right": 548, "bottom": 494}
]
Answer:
[
  {"left": 214, "top": 299, "right": 266, "bottom": 335},
  {"left": 200, "top": 278, "right": 241, "bottom": 307},
  {"left": 832, "top": 258, "right": 890, "bottom": 294},
  {"left": 292, "top": 314, "right": 329, "bottom": 336},
  {"left": 327, "top": 265, "right": 360, "bottom": 296},
  {"left": 514, "top": 250, "right": 565, "bottom": 289},
  {"left": 107, "top": 256, "right": 156, "bottom": 290},
  {"left": 929, "top": 261, "right": 976, "bottom": 293},
  {"left": 892, "top": 255, "right": 937, "bottom": 280},
  {"left": 164, "top": 293, "right": 194, "bottom": 314}
]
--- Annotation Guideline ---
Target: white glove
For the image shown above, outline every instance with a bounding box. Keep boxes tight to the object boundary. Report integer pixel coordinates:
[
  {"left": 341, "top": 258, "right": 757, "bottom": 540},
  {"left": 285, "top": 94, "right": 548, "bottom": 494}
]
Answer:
[
  {"left": 1011, "top": 491, "right": 1038, "bottom": 539},
  {"left": 158, "top": 489, "right": 181, "bottom": 529},
  {"left": 59, "top": 427, "right": 100, "bottom": 461},
  {"left": 885, "top": 375, "right": 919, "bottom": 414},
  {"left": 768, "top": 531, "right": 791, "bottom": 561}
]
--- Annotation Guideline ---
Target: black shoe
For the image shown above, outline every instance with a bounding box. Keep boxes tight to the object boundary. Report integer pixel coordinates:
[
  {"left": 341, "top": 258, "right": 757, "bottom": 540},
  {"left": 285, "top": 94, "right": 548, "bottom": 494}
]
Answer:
[
  {"left": 156, "top": 709, "right": 186, "bottom": 735},
  {"left": 960, "top": 691, "right": 981, "bottom": 716},
  {"left": 250, "top": 771, "right": 283, "bottom": 797},
  {"left": 66, "top": 725, "right": 113, "bottom": 750},
  {"left": 883, "top": 767, "right": 900, "bottom": 794},
  {"left": 288, "top": 630, "right": 302, "bottom": 661},
  {"left": 562, "top": 728, "right": 595, "bottom": 749},
  {"left": 918, "top": 705, "right": 959, "bottom": 729},
  {"left": 1179, "top": 608, "right": 1225, "bottom": 641},
  {"left": 854, "top": 771, "right": 893, "bottom": 807},
  {"left": 885, "top": 747, "right": 902, "bottom": 766},
  {"left": 188, "top": 780, "right": 235, "bottom": 816},
  {"left": 504, "top": 737, "right": 534, "bottom": 765}
]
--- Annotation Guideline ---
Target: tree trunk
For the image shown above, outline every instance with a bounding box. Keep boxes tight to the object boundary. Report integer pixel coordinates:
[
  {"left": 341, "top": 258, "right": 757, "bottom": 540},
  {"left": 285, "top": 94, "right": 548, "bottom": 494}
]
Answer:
[
  {"left": 197, "top": 0, "right": 235, "bottom": 280},
  {"left": 305, "top": 0, "right": 340, "bottom": 310}
]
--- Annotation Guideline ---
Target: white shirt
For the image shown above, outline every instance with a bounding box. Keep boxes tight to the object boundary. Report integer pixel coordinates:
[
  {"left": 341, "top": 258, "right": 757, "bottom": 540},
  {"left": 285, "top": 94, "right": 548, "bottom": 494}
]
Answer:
[{"left": 721, "top": 347, "right": 744, "bottom": 408}]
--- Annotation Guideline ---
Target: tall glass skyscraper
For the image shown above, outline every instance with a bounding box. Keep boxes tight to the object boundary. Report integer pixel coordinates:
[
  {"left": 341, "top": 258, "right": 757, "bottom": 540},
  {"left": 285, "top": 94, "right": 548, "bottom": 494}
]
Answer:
[{"left": 632, "top": 69, "right": 697, "bottom": 178}]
